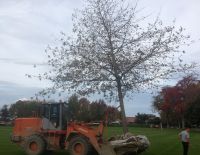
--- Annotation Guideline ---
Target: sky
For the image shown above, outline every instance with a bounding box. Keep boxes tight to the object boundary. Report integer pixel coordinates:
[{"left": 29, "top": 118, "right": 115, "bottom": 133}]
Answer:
[{"left": 0, "top": 0, "right": 200, "bottom": 116}]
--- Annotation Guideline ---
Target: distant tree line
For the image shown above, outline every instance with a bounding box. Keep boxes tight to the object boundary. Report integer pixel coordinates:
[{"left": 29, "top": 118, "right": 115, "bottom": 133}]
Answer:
[
  {"left": 0, "top": 105, "right": 10, "bottom": 122},
  {"left": 152, "top": 75, "right": 200, "bottom": 128},
  {"left": 0, "top": 95, "right": 121, "bottom": 123},
  {"left": 135, "top": 113, "right": 160, "bottom": 127},
  {"left": 64, "top": 95, "right": 121, "bottom": 123}
]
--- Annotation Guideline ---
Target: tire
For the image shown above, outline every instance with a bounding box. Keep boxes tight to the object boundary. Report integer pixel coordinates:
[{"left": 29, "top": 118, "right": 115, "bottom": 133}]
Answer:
[
  {"left": 24, "top": 135, "right": 45, "bottom": 155},
  {"left": 68, "top": 136, "right": 92, "bottom": 155}
]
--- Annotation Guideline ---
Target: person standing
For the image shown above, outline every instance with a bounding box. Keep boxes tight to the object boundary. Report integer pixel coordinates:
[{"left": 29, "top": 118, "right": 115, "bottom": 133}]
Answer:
[{"left": 179, "top": 127, "right": 190, "bottom": 155}]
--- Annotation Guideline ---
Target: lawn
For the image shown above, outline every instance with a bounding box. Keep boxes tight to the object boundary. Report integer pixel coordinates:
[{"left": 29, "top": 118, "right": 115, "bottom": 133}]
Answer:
[{"left": 0, "top": 126, "right": 200, "bottom": 155}]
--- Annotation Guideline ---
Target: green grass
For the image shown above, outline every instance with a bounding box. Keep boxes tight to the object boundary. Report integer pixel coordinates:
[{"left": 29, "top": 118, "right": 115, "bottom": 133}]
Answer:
[{"left": 1, "top": 126, "right": 200, "bottom": 155}]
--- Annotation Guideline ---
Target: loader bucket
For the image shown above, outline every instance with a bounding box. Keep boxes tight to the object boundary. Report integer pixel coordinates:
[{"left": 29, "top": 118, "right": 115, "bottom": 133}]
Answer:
[{"left": 99, "top": 144, "right": 117, "bottom": 155}]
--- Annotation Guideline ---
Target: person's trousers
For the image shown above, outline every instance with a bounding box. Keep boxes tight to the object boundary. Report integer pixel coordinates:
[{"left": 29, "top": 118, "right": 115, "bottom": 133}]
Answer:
[{"left": 182, "top": 142, "right": 189, "bottom": 155}]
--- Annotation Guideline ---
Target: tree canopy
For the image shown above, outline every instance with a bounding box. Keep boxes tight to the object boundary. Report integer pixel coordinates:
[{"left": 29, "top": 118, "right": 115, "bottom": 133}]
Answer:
[
  {"left": 152, "top": 75, "right": 200, "bottom": 128},
  {"left": 35, "top": 0, "right": 192, "bottom": 133}
]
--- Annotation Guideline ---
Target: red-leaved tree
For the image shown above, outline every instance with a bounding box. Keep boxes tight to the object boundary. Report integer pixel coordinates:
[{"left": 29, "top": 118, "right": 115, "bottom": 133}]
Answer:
[{"left": 153, "top": 75, "right": 200, "bottom": 128}]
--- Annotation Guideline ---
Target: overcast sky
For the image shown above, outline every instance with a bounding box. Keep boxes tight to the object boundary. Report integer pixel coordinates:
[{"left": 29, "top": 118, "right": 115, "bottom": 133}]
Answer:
[{"left": 0, "top": 0, "right": 200, "bottom": 116}]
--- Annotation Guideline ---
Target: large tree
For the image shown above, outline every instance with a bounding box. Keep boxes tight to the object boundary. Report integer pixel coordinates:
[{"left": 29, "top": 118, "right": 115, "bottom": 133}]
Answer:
[
  {"left": 39, "top": 0, "right": 192, "bottom": 133},
  {"left": 152, "top": 75, "right": 200, "bottom": 128},
  {"left": 175, "top": 76, "right": 199, "bottom": 128}
]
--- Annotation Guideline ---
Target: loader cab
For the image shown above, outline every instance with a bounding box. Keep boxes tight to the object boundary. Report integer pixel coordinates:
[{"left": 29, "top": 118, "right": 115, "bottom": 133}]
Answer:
[{"left": 41, "top": 102, "right": 67, "bottom": 130}]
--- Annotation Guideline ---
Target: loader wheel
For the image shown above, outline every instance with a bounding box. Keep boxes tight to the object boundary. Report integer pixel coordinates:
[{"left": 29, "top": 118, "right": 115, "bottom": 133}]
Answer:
[
  {"left": 24, "top": 135, "right": 45, "bottom": 155},
  {"left": 69, "top": 136, "right": 92, "bottom": 155}
]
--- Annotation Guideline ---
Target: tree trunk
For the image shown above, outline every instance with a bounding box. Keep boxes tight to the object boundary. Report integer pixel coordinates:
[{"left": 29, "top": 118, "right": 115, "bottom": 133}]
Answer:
[
  {"left": 160, "top": 122, "right": 163, "bottom": 130},
  {"left": 178, "top": 120, "right": 181, "bottom": 129},
  {"left": 181, "top": 116, "right": 185, "bottom": 129},
  {"left": 166, "top": 116, "right": 169, "bottom": 128},
  {"left": 167, "top": 121, "right": 169, "bottom": 128},
  {"left": 116, "top": 79, "right": 128, "bottom": 133}
]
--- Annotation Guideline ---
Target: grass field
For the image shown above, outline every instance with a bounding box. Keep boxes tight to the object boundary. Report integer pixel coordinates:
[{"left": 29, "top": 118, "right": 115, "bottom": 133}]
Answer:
[{"left": 0, "top": 126, "right": 200, "bottom": 155}]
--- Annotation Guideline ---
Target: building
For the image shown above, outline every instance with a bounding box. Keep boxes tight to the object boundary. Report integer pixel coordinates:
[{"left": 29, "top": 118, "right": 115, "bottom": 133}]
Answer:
[{"left": 126, "top": 117, "right": 136, "bottom": 124}]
